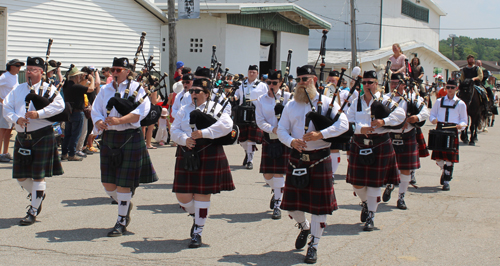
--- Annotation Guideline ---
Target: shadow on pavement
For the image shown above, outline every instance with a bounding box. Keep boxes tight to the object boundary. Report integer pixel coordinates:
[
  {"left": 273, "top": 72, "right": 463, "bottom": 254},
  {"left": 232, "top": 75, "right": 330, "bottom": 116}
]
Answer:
[
  {"left": 210, "top": 211, "right": 270, "bottom": 223},
  {"left": 323, "top": 223, "right": 363, "bottom": 236},
  {"left": 121, "top": 238, "right": 198, "bottom": 253},
  {"left": 136, "top": 203, "right": 182, "bottom": 214},
  {"left": 338, "top": 203, "right": 395, "bottom": 214},
  {"left": 218, "top": 250, "right": 305, "bottom": 265},
  {"left": 61, "top": 197, "right": 113, "bottom": 207},
  {"left": 409, "top": 186, "right": 442, "bottom": 194},
  {"left": 0, "top": 217, "right": 23, "bottom": 229},
  {"left": 139, "top": 183, "right": 173, "bottom": 190},
  {"left": 333, "top": 174, "right": 347, "bottom": 181},
  {"left": 36, "top": 228, "right": 111, "bottom": 242}
]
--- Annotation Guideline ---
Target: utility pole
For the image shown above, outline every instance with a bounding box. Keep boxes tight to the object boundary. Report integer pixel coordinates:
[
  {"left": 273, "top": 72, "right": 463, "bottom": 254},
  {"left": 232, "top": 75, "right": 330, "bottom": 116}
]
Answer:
[
  {"left": 350, "top": 0, "right": 358, "bottom": 67},
  {"left": 168, "top": 0, "right": 177, "bottom": 92},
  {"left": 449, "top": 34, "right": 457, "bottom": 61}
]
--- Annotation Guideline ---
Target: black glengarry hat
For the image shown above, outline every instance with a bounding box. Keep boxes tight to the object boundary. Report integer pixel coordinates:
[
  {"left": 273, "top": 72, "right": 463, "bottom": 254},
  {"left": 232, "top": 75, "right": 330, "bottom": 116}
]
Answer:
[
  {"left": 192, "top": 78, "right": 210, "bottom": 90},
  {"left": 297, "top": 65, "right": 316, "bottom": 76},
  {"left": 390, "top": 73, "right": 404, "bottom": 80},
  {"left": 182, "top": 73, "right": 194, "bottom": 81},
  {"left": 248, "top": 65, "right": 258, "bottom": 71},
  {"left": 112, "top": 57, "right": 131, "bottom": 69},
  {"left": 194, "top": 66, "right": 211, "bottom": 79},
  {"left": 329, "top": 70, "right": 340, "bottom": 77},
  {"left": 268, "top": 69, "right": 282, "bottom": 80},
  {"left": 27, "top": 57, "right": 44, "bottom": 69},
  {"left": 363, "top": 70, "right": 378, "bottom": 79},
  {"left": 446, "top": 79, "right": 457, "bottom": 87}
]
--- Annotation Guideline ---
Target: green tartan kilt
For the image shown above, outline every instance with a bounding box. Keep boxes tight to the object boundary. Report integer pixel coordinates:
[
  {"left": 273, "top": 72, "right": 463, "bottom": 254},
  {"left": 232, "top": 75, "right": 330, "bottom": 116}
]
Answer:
[
  {"left": 13, "top": 127, "right": 64, "bottom": 179},
  {"left": 100, "top": 129, "right": 158, "bottom": 188}
]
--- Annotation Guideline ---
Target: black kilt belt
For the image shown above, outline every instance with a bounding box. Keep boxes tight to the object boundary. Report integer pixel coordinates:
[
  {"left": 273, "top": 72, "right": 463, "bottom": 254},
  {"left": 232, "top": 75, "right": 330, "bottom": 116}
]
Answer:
[
  {"left": 100, "top": 129, "right": 158, "bottom": 188},
  {"left": 346, "top": 133, "right": 400, "bottom": 187},
  {"left": 13, "top": 126, "right": 63, "bottom": 179}
]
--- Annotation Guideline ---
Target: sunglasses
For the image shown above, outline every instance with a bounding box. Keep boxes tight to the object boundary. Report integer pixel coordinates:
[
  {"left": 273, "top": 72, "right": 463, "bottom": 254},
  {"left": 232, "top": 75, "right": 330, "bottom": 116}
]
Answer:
[
  {"left": 189, "top": 89, "right": 203, "bottom": 94},
  {"left": 266, "top": 81, "right": 279, "bottom": 85},
  {"left": 446, "top": 86, "right": 457, "bottom": 89},
  {"left": 362, "top": 81, "right": 376, "bottom": 85},
  {"left": 295, "top": 77, "right": 311, "bottom": 82},
  {"left": 110, "top": 68, "right": 124, "bottom": 73}
]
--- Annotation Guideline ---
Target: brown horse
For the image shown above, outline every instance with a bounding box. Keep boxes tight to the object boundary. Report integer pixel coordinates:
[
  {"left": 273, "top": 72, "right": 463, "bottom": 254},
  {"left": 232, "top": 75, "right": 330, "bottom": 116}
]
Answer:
[{"left": 458, "top": 79, "right": 485, "bottom": 145}]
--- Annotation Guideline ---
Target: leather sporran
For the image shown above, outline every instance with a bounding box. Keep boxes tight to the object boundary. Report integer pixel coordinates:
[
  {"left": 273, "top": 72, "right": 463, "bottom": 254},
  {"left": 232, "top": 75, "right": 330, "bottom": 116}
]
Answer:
[
  {"left": 109, "top": 148, "right": 123, "bottom": 169},
  {"left": 182, "top": 150, "right": 200, "bottom": 171},
  {"left": 17, "top": 148, "right": 33, "bottom": 166},
  {"left": 392, "top": 139, "right": 404, "bottom": 153},
  {"left": 290, "top": 166, "right": 310, "bottom": 189},
  {"left": 358, "top": 148, "right": 375, "bottom": 166}
]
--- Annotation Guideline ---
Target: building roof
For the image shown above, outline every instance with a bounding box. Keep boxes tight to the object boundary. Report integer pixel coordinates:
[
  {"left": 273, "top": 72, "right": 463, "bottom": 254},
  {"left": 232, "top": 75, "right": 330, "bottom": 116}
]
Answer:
[
  {"left": 135, "top": 0, "right": 168, "bottom": 23},
  {"left": 156, "top": 3, "right": 331, "bottom": 30},
  {"left": 423, "top": 0, "right": 447, "bottom": 16},
  {"left": 454, "top": 60, "right": 500, "bottom": 72},
  {"left": 308, "top": 41, "right": 459, "bottom": 70}
]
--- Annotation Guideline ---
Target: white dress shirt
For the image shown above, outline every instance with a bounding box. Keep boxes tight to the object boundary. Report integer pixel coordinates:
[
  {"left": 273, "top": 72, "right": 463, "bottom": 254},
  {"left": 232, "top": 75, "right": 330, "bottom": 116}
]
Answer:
[
  {"left": 255, "top": 90, "right": 291, "bottom": 134},
  {"left": 91, "top": 79, "right": 150, "bottom": 132},
  {"left": 277, "top": 92, "right": 349, "bottom": 150},
  {"left": 0, "top": 72, "right": 19, "bottom": 105},
  {"left": 235, "top": 79, "right": 268, "bottom": 105},
  {"left": 430, "top": 95, "right": 468, "bottom": 130},
  {"left": 384, "top": 92, "right": 430, "bottom": 133},
  {"left": 171, "top": 89, "right": 190, "bottom": 118},
  {"left": 3, "top": 81, "right": 65, "bottom": 132},
  {"left": 346, "top": 94, "right": 406, "bottom": 134},
  {"left": 171, "top": 100, "right": 233, "bottom": 146},
  {"left": 339, "top": 89, "right": 359, "bottom": 112}
]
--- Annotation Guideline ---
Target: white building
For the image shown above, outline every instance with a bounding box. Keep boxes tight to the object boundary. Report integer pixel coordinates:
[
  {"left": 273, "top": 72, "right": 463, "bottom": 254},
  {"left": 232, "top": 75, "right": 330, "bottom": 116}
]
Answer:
[
  {"left": 155, "top": 2, "right": 331, "bottom": 77},
  {"left": 0, "top": 0, "right": 166, "bottom": 81}
]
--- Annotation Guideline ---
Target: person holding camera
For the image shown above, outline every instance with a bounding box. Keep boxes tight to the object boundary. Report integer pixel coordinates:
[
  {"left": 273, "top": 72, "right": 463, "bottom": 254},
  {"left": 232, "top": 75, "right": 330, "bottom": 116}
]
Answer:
[{"left": 60, "top": 67, "right": 95, "bottom": 161}]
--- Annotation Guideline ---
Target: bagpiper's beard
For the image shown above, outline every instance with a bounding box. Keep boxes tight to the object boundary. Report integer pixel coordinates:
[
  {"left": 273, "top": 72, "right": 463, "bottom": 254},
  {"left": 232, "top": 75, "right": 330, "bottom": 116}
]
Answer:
[{"left": 294, "top": 83, "right": 317, "bottom": 103}]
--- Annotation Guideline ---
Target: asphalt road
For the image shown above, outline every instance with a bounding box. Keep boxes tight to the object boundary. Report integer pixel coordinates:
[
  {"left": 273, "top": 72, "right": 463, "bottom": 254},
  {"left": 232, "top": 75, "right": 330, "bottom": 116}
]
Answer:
[{"left": 0, "top": 117, "right": 499, "bottom": 265}]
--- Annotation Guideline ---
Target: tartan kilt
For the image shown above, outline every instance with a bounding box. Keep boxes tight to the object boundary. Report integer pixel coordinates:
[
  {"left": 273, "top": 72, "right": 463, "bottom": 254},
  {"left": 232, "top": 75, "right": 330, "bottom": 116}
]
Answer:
[
  {"left": 173, "top": 144, "right": 235, "bottom": 194},
  {"left": 259, "top": 139, "right": 290, "bottom": 174},
  {"left": 281, "top": 151, "right": 337, "bottom": 215},
  {"left": 346, "top": 135, "right": 400, "bottom": 187},
  {"left": 100, "top": 129, "right": 158, "bottom": 188},
  {"left": 416, "top": 127, "right": 430, "bottom": 157},
  {"left": 390, "top": 131, "right": 420, "bottom": 170},
  {"left": 238, "top": 124, "right": 263, "bottom": 143},
  {"left": 431, "top": 129, "right": 459, "bottom": 163},
  {"left": 13, "top": 127, "right": 63, "bottom": 179}
]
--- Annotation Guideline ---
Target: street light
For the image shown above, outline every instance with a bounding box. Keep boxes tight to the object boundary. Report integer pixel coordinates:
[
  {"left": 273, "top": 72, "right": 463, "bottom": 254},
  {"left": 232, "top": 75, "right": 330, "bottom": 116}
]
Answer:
[{"left": 449, "top": 34, "right": 458, "bottom": 61}]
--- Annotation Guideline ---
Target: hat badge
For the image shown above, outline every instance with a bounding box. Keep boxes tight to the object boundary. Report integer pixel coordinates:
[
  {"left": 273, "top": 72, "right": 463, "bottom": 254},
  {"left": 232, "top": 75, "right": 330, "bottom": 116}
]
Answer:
[
  {"left": 35, "top": 59, "right": 39, "bottom": 64},
  {"left": 123, "top": 60, "right": 127, "bottom": 67},
  {"left": 307, "top": 68, "right": 311, "bottom": 73},
  {"left": 277, "top": 73, "right": 281, "bottom": 79},
  {"left": 202, "top": 80, "right": 207, "bottom": 87},
  {"left": 372, "top": 72, "right": 376, "bottom": 78}
]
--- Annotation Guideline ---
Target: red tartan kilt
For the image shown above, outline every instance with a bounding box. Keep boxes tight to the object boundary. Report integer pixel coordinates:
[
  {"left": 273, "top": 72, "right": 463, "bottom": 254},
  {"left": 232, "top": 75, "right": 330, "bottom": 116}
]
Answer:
[
  {"left": 431, "top": 131, "right": 459, "bottom": 163},
  {"left": 390, "top": 131, "right": 420, "bottom": 170},
  {"left": 281, "top": 152, "right": 338, "bottom": 215},
  {"left": 238, "top": 124, "right": 263, "bottom": 143},
  {"left": 416, "top": 127, "right": 430, "bottom": 157},
  {"left": 173, "top": 145, "right": 235, "bottom": 194},
  {"left": 259, "top": 140, "right": 290, "bottom": 174},
  {"left": 347, "top": 136, "right": 400, "bottom": 187}
]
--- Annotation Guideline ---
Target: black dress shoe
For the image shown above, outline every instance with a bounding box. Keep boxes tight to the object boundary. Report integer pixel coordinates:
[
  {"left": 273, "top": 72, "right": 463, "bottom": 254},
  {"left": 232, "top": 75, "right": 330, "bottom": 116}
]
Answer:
[
  {"left": 397, "top": 198, "right": 407, "bottom": 210},
  {"left": 360, "top": 201, "right": 368, "bottom": 222},
  {"left": 382, "top": 184, "right": 394, "bottom": 202},
  {"left": 20, "top": 211, "right": 36, "bottom": 226},
  {"left": 269, "top": 194, "right": 275, "bottom": 210},
  {"left": 246, "top": 162, "right": 253, "bottom": 170},
  {"left": 304, "top": 246, "right": 318, "bottom": 264},
  {"left": 440, "top": 172, "right": 445, "bottom": 185},
  {"left": 271, "top": 207, "right": 281, "bottom": 220},
  {"left": 363, "top": 213, "right": 375, "bottom": 231},
  {"left": 442, "top": 183, "right": 450, "bottom": 191},
  {"left": 410, "top": 171, "right": 417, "bottom": 185},
  {"left": 295, "top": 226, "right": 310, "bottom": 249},
  {"left": 189, "top": 234, "right": 202, "bottom": 248},
  {"left": 107, "top": 222, "right": 126, "bottom": 237}
]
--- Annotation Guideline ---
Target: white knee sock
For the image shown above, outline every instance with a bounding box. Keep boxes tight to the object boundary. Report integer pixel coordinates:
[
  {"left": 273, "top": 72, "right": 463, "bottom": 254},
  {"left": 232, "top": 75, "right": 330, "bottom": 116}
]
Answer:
[
  {"left": 273, "top": 177, "right": 284, "bottom": 208},
  {"left": 366, "top": 187, "right": 381, "bottom": 213},
  {"left": 398, "top": 174, "right": 411, "bottom": 195},
  {"left": 288, "top": 210, "right": 310, "bottom": 230},
  {"left": 116, "top": 192, "right": 132, "bottom": 226},
  {"left": 18, "top": 179, "right": 33, "bottom": 194},
  {"left": 353, "top": 186, "right": 368, "bottom": 202},
  {"left": 310, "top": 214, "right": 327, "bottom": 248},
  {"left": 31, "top": 181, "right": 46, "bottom": 213},
  {"left": 246, "top": 142, "right": 256, "bottom": 163},
  {"left": 330, "top": 152, "right": 340, "bottom": 177},
  {"left": 194, "top": 200, "right": 211, "bottom": 236},
  {"left": 264, "top": 176, "right": 274, "bottom": 187},
  {"left": 179, "top": 199, "right": 195, "bottom": 215},
  {"left": 105, "top": 189, "right": 118, "bottom": 202},
  {"left": 436, "top": 160, "right": 444, "bottom": 170}
]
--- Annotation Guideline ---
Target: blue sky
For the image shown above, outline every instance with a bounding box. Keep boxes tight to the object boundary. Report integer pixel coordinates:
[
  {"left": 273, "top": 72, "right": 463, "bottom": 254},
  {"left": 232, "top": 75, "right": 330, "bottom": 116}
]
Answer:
[{"left": 435, "top": 0, "right": 499, "bottom": 40}]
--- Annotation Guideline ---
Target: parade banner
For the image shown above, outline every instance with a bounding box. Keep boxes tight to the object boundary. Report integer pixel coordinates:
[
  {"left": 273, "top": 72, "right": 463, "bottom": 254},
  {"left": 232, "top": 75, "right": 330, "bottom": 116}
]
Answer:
[{"left": 178, "top": 0, "right": 200, "bottom": 19}]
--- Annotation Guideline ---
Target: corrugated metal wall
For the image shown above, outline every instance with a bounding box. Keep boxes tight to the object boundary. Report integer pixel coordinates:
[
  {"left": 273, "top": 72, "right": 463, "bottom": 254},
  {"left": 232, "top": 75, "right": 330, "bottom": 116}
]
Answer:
[
  {"left": 227, "top": 13, "right": 309, "bottom": 36},
  {"left": 0, "top": 7, "right": 6, "bottom": 68},
  {"left": 2, "top": 0, "right": 162, "bottom": 73}
]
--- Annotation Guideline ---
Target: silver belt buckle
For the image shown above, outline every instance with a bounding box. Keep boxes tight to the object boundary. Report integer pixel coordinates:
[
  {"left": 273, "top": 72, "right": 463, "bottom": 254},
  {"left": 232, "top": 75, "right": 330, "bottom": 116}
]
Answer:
[
  {"left": 363, "top": 139, "right": 373, "bottom": 146},
  {"left": 301, "top": 154, "right": 310, "bottom": 162},
  {"left": 18, "top": 148, "right": 31, "bottom": 156},
  {"left": 292, "top": 168, "right": 308, "bottom": 176},
  {"left": 393, "top": 139, "right": 404, "bottom": 145},
  {"left": 359, "top": 148, "right": 373, "bottom": 155}
]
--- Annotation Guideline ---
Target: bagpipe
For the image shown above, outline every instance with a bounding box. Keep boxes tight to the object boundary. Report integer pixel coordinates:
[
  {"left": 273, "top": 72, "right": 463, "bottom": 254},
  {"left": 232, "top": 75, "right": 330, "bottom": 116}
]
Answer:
[
  {"left": 402, "top": 58, "right": 426, "bottom": 127},
  {"left": 271, "top": 49, "right": 293, "bottom": 120},
  {"left": 24, "top": 39, "right": 72, "bottom": 123},
  {"left": 105, "top": 32, "right": 167, "bottom": 127},
  {"left": 363, "top": 61, "right": 405, "bottom": 129}
]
